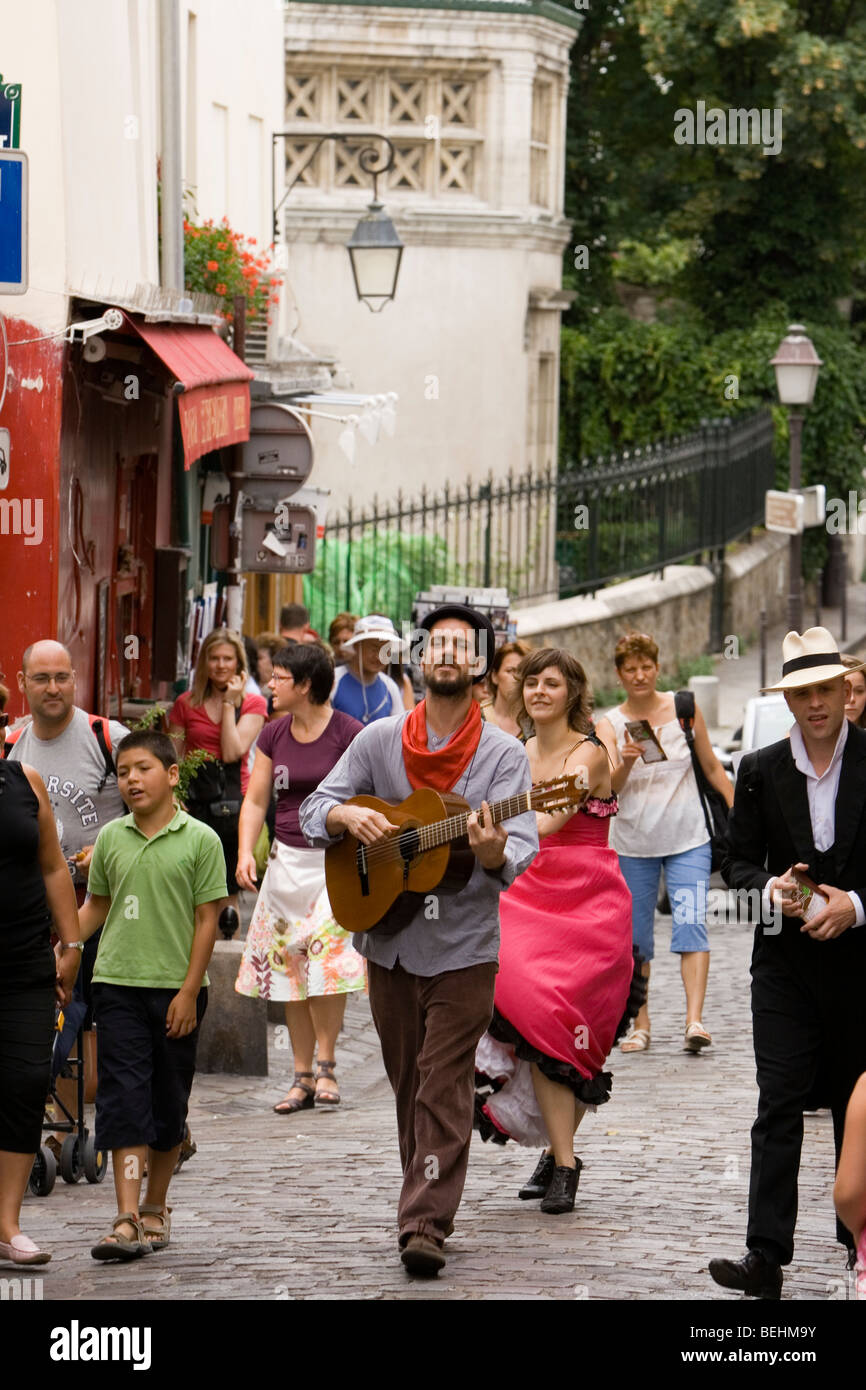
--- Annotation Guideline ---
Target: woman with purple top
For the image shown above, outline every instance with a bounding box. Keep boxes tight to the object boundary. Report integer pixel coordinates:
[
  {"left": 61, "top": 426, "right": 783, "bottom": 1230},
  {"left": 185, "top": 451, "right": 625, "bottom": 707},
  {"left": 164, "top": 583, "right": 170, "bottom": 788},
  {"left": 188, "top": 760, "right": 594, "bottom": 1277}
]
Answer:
[{"left": 234, "top": 644, "right": 365, "bottom": 1112}]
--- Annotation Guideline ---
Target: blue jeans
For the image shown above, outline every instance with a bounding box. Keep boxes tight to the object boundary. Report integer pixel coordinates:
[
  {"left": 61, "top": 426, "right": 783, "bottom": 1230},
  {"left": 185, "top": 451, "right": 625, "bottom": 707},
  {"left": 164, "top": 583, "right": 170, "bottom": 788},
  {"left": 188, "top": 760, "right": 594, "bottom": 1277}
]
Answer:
[{"left": 618, "top": 842, "right": 712, "bottom": 962}]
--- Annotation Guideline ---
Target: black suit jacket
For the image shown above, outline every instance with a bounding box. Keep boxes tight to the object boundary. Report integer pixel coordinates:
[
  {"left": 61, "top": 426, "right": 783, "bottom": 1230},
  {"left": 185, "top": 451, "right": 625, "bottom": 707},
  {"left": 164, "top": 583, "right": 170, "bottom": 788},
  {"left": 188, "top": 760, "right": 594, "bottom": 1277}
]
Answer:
[{"left": 721, "top": 722, "right": 866, "bottom": 906}]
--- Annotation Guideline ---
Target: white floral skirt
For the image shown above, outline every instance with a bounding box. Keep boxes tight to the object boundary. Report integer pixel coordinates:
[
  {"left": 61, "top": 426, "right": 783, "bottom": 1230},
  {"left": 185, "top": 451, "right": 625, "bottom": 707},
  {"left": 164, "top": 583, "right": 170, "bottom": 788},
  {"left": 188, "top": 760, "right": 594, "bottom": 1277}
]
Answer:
[{"left": 234, "top": 841, "right": 366, "bottom": 1002}]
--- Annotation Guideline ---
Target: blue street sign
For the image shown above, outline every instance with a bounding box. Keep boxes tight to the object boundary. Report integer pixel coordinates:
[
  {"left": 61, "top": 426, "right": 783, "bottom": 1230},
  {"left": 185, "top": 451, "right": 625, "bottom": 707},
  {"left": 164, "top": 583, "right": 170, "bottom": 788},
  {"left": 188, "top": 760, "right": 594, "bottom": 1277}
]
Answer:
[{"left": 0, "top": 149, "right": 28, "bottom": 293}]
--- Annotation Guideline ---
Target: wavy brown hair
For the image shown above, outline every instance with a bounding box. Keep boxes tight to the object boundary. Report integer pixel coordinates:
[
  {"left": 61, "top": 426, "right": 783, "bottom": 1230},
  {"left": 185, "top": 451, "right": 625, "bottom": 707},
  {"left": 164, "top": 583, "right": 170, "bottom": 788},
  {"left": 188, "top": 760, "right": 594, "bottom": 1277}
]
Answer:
[
  {"left": 515, "top": 648, "right": 593, "bottom": 734},
  {"left": 189, "top": 628, "right": 247, "bottom": 706}
]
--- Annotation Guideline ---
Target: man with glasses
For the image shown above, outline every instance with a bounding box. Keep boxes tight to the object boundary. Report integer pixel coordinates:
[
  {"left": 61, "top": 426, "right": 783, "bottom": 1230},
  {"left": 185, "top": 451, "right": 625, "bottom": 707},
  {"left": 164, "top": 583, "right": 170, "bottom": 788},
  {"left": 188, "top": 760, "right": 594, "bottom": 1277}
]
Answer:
[{"left": 5, "top": 641, "right": 129, "bottom": 1155}]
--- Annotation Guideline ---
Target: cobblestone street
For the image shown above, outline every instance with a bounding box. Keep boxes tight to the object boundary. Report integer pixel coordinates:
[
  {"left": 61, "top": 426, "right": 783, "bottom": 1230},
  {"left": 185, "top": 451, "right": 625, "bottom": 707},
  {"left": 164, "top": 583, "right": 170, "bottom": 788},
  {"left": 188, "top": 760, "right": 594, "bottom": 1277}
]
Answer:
[{"left": 22, "top": 896, "right": 851, "bottom": 1303}]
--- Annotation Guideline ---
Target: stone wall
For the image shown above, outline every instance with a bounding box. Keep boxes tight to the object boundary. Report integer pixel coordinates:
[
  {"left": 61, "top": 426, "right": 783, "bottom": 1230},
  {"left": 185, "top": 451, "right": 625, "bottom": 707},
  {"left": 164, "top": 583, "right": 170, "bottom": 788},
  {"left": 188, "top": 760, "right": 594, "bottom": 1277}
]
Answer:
[
  {"left": 722, "top": 532, "right": 790, "bottom": 645},
  {"left": 512, "top": 530, "right": 792, "bottom": 694}
]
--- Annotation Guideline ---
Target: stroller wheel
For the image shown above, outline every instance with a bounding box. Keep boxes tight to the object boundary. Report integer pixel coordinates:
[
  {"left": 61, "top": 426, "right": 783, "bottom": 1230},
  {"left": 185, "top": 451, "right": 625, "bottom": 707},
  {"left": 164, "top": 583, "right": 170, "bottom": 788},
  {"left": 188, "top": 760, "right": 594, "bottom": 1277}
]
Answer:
[
  {"left": 60, "top": 1135, "right": 84, "bottom": 1184},
  {"left": 83, "top": 1133, "right": 108, "bottom": 1184},
  {"left": 29, "top": 1145, "right": 57, "bottom": 1197}
]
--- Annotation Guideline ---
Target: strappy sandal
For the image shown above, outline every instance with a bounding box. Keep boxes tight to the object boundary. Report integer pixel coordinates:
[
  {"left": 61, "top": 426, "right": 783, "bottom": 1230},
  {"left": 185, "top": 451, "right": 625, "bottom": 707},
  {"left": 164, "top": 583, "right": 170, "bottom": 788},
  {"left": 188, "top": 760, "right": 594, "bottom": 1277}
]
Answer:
[
  {"left": 140, "top": 1204, "right": 172, "bottom": 1251},
  {"left": 91, "top": 1212, "right": 152, "bottom": 1262},
  {"left": 620, "top": 1027, "right": 651, "bottom": 1053},
  {"left": 273, "top": 1072, "right": 315, "bottom": 1114},
  {"left": 315, "top": 1059, "right": 340, "bottom": 1105}
]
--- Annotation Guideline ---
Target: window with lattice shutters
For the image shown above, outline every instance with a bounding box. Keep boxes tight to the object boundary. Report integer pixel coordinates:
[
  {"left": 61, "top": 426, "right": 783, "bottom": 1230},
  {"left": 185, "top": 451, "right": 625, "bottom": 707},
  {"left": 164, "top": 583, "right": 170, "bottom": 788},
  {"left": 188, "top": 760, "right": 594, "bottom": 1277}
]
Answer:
[
  {"left": 390, "top": 145, "right": 426, "bottom": 192},
  {"left": 337, "top": 75, "right": 374, "bottom": 123},
  {"left": 285, "top": 74, "right": 320, "bottom": 122},
  {"left": 442, "top": 79, "right": 474, "bottom": 127},
  {"left": 440, "top": 146, "right": 474, "bottom": 193},
  {"left": 284, "top": 140, "right": 321, "bottom": 187},
  {"left": 530, "top": 78, "right": 552, "bottom": 207},
  {"left": 389, "top": 76, "right": 426, "bottom": 124}
]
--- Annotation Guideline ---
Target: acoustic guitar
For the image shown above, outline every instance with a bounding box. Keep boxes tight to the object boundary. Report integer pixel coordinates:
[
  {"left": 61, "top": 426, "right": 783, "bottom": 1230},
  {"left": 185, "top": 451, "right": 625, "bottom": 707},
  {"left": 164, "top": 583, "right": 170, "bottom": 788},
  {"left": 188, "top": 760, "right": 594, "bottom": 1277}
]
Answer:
[{"left": 325, "top": 774, "right": 588, "bottom": 932}]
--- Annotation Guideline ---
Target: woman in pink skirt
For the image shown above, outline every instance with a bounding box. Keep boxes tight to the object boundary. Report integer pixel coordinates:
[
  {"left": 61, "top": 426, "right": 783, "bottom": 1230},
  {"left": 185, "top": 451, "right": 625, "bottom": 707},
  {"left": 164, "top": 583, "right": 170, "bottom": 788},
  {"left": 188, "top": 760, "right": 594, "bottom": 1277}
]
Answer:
[{"left": 476, "top": 648, "right": 640, "bottom": 1214}]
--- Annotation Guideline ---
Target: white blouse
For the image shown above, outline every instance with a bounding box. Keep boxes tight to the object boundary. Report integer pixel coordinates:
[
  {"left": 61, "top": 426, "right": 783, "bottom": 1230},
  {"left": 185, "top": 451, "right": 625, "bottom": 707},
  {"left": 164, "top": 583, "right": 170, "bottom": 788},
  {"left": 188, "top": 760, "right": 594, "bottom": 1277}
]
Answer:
[{"left": 605, "top": 704, "right": 709, "bottom": 858}]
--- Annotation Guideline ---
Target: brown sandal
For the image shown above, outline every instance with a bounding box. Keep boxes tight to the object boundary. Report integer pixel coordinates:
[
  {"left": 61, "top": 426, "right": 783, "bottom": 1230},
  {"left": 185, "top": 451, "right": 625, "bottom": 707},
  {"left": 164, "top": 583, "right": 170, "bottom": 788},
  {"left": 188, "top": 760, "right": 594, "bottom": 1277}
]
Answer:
[
  {"left": 315, "top": 1059, "right": 340, "bottom": 1105},
  {"left": 140, "top": 1204, "right": 172, "bottom": 1251},
  {"left": 91, "top": 1212, "right": 152, "bottom": 1262},
  {"left": 274, "top": 1072, "right": 315, "bottom": 1114}
]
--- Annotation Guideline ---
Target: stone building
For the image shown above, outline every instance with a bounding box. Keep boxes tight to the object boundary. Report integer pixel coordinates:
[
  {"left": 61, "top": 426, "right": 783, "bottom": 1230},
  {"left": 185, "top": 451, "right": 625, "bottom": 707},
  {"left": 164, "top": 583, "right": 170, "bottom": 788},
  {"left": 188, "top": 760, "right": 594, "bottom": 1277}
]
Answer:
[{"left": 279, "top": 0, "right": 580, "bottom": 508}]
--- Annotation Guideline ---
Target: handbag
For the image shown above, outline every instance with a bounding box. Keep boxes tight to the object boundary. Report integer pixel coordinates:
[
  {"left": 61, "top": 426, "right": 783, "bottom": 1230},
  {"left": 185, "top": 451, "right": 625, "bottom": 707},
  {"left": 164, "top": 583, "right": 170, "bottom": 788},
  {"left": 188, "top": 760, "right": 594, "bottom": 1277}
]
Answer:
[
  {"left": 674, "top": 690, "right": 730, "bottom": 872},
  {"left": 186, "top": 704, "right": 242, "bottom": 816}
]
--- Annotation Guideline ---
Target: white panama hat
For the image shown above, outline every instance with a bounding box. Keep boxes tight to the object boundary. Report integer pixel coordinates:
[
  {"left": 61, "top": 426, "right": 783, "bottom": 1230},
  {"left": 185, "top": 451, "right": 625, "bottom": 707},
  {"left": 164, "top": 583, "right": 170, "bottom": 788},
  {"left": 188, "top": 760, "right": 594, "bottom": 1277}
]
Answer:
[
  {"left": 341, "top": 614, "right": 408, "bottom": 656},
  {"left": 762, "top": 626, "right": 866, "bottom": 692}
]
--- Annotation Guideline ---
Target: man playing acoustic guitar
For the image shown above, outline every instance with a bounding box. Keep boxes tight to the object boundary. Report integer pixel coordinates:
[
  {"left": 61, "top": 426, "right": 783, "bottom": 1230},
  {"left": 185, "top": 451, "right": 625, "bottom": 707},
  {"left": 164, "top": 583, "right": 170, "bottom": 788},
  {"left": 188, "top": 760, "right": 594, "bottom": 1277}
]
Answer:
[{"left": 299, "top": 605, "right": 538, "bottom": 1277}]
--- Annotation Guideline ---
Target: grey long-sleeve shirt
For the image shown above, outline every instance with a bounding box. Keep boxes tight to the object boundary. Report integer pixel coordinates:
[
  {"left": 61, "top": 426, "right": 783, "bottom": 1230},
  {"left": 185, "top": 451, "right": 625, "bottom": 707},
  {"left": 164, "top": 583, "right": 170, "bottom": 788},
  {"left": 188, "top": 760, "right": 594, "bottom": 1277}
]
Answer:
[{"left": 299, "top": 710, "right": 539, "bottom": 975}]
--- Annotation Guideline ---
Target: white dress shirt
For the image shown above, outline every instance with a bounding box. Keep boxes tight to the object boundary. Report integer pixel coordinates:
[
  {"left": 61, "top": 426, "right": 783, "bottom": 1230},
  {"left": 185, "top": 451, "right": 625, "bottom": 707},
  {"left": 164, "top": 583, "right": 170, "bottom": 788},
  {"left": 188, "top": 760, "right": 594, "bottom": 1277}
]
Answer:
[{"left": 764, "top": 717, "right": 864, "bottom": 925}]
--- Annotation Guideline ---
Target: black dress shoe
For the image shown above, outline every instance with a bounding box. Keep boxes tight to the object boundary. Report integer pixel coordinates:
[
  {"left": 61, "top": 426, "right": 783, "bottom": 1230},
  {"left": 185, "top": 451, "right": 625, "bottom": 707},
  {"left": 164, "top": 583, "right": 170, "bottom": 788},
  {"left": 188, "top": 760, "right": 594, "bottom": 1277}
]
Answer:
[
  {"left": 518, "top": 1151, "right": 556, "bottom": 1200},
  {"left": 218, "top": 906, "right": 240, "bottom": 939},
  {"left": 540, "top": 1159, "right": 583, "bottom": 1215},
  {"left": 708, "top": 1249, "right": 782, "bottom": 1300}
]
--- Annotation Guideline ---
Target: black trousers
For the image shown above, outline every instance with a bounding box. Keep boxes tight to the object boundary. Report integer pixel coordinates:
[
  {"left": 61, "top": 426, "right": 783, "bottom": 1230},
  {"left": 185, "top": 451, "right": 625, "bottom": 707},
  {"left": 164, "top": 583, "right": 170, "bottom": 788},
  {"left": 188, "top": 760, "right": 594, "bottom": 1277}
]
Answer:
[
  {"left": 747, "top": 919, "right": 866, "bottom": 1264},
  {"left": 0, "top": 984, "right": 55, "bottom": 1152}
]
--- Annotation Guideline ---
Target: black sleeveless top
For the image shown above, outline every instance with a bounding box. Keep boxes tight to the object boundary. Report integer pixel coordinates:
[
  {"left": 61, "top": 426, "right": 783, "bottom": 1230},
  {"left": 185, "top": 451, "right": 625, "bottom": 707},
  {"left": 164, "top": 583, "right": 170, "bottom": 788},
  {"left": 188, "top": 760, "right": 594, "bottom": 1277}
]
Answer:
[{"left": 0, "top": 761, "right": 55, "bottom": 987}]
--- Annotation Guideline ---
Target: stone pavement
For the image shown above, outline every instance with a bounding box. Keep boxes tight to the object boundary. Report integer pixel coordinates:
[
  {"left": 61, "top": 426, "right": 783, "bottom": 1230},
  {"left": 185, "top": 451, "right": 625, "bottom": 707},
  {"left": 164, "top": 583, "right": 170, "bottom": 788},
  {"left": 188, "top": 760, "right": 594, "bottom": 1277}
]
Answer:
[{"left": 21, "top": 899, "right": 854, "bottom": 1303}]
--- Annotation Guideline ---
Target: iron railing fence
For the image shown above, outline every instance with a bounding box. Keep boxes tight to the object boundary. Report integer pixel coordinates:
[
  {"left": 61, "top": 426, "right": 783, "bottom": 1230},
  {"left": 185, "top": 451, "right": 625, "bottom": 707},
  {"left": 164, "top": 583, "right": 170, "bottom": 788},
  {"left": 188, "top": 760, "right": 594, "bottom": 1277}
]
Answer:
[
  {"left": 303, "top": 410, "right": 777, "bottom": 631},
  {"left": 556, "top": 412, "right": 777, "bottom": 598}
]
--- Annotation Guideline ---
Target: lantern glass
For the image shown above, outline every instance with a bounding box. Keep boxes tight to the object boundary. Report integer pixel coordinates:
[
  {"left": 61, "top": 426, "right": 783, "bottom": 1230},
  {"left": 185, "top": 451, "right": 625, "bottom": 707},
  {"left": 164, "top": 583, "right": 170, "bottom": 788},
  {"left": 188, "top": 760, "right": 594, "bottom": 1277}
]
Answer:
[
  {"left": 345, "top": 202, "right": 403, "bottom": 311},
  {"left": 773, "top": 361, "right": 820, "bottom": 406}
]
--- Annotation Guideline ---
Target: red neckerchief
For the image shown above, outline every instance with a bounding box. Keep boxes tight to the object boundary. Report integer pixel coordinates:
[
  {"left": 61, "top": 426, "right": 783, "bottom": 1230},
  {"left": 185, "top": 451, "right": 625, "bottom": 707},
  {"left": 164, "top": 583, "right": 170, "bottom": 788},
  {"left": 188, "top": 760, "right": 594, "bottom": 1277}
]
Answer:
[{"left": 401, "top": 697, "right": 483, "bottom": 792}]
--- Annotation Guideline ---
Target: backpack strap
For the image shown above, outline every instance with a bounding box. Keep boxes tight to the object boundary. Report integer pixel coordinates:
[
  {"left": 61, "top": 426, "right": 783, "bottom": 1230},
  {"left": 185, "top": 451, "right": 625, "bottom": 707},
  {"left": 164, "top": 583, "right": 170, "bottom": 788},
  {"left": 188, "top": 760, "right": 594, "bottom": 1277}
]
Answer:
[
  {"left": 88, "top": 715, "right": 116, "bottom": 792},
  {"left": 674, "top": 688, "right": 696, "bottom": 739}
]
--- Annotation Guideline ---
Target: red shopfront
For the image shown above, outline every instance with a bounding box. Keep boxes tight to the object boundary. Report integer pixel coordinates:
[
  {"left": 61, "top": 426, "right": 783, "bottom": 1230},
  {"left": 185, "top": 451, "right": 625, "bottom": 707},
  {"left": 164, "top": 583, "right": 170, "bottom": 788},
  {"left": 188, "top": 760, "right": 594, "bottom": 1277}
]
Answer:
[{"left": 1, "top": 309, "right": 253, "bottom": 720}]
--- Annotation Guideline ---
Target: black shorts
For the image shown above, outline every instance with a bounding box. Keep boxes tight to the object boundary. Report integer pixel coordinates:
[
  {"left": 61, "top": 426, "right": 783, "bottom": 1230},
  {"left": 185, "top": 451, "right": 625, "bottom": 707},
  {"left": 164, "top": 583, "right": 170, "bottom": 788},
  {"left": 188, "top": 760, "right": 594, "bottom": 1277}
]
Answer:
[{"left": 92, "top": 984, "right": 208, "bottom": 1151}]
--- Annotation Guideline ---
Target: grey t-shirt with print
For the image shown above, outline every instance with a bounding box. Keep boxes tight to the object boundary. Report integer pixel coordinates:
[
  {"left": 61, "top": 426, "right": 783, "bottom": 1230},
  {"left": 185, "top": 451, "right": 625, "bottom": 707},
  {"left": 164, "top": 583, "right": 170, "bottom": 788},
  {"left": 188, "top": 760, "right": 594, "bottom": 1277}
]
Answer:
[{"left": 8, "top": 707, "right": 129, "bottom": 886}]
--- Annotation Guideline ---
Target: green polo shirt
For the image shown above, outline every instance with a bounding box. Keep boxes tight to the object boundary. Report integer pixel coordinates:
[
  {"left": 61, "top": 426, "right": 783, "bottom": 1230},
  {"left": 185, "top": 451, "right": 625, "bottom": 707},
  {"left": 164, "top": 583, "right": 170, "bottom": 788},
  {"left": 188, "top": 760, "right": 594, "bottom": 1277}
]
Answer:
[{"left": 88, "top": 808, "right": 227, "bottom": 990}]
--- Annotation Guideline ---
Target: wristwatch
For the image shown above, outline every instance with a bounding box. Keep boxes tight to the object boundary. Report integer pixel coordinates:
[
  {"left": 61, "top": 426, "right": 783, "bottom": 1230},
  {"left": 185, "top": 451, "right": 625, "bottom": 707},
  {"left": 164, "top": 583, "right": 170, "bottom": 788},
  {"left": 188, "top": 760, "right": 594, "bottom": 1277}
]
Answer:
[{"left": 60, "top": 941, "right": 85, "bottom": 953}]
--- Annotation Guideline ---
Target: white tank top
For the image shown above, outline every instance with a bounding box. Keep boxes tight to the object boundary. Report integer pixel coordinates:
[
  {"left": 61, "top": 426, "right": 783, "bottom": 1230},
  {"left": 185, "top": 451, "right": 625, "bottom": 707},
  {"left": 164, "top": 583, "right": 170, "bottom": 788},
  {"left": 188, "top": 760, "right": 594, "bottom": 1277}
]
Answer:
[{"left": 606, "top": 703, "right": 709, "bottom": 858}]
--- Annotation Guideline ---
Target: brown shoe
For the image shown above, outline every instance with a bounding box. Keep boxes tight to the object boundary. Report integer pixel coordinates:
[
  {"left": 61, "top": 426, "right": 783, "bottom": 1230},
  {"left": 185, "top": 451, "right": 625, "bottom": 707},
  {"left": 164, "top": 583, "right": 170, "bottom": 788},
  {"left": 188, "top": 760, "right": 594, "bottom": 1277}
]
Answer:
[{"left": 400, "top": 1233, "right": 446, "bottom": 1277}]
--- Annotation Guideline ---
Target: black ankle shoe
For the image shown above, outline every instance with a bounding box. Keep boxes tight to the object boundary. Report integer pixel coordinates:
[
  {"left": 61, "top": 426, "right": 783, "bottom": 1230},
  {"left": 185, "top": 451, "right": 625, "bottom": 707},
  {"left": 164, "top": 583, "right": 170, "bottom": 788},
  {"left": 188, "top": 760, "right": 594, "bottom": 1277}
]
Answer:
[
  {"left": 540, "top": 1158, "right": 582, "bottom": 1214},
  {"left": 518, "top": 1152, "right": 555, "bottom": 1200},
  {"left": 708, "top": 1249, "right": 782, "bottom": 1300},
  {"left": 218, "top": 906, "right": 240, "bottom": 939}
]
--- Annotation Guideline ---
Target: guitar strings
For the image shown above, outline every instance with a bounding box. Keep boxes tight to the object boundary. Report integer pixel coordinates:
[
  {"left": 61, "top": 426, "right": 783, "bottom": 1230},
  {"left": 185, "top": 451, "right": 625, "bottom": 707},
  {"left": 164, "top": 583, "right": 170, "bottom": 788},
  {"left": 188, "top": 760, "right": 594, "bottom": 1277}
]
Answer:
[{"left": 350, "top": 781, "right": 584, "bottom": 868}]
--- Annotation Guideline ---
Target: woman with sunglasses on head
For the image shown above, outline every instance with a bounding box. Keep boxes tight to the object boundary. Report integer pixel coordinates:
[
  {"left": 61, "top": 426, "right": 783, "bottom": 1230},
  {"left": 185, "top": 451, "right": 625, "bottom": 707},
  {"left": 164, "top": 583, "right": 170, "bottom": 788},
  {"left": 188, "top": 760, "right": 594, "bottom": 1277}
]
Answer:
[
  {"left": 234, "top": 644, "right": 366, "bottom": 1112},
  {"left": 606, "top": 632, "right": 733, "bottom": 1056}
]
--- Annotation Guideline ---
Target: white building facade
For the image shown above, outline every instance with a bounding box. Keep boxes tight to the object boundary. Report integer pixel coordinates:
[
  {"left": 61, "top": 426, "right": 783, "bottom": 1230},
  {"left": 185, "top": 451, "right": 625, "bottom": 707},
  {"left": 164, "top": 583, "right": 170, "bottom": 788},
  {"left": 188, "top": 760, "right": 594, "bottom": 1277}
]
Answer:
[{"left": 279, "top": 0, "right": 579, "bottom": 506}]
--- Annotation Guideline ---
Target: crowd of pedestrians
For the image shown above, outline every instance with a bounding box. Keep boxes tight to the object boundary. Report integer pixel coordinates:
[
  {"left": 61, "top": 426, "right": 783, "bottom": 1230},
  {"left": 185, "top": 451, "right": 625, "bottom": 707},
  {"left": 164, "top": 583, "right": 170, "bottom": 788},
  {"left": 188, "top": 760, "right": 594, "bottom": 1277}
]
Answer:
[{"left": 1, "top": 606, "right": 865, "bottom": 1298}]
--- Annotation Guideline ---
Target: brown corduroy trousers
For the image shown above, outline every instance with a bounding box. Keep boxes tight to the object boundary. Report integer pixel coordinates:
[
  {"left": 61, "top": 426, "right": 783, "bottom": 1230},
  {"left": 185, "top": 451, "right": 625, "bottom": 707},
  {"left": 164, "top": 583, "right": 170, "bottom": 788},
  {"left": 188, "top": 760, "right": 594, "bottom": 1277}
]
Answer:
[{"left": 367, "top": 959, "right": 497, "bottom": 1244}]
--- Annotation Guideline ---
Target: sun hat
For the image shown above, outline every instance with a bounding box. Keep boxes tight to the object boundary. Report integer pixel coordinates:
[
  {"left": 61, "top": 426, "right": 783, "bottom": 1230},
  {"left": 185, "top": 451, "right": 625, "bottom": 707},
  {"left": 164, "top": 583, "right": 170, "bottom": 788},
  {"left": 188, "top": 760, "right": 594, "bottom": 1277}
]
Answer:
[
  {"left": 762, "top": 627, "right": 866, "bottom": 692},
  {"left": 341, "top": 614, "right": 408, "bottom": 658},
  {"left": 418, "top": 603, "right": 497, "bottom": 683}
]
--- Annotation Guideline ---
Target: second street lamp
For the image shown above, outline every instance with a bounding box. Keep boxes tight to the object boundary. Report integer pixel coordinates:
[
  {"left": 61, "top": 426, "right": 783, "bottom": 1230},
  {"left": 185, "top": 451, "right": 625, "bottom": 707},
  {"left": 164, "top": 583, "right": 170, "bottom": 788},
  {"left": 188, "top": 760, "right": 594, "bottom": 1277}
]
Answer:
[
  {"left": 770, "top": 324, "right": 823, "bottom": 633},
  {"left": 272, "top": 131, "right": 403, "bottom": 311}
]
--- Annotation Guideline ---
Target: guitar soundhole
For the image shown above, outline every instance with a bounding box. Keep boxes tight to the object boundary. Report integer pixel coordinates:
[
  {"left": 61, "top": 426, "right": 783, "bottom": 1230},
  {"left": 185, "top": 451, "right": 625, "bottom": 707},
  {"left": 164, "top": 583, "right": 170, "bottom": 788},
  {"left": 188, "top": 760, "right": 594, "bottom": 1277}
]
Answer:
[{"left": 397, "top": 826, "right": 420, "bottom": 863}]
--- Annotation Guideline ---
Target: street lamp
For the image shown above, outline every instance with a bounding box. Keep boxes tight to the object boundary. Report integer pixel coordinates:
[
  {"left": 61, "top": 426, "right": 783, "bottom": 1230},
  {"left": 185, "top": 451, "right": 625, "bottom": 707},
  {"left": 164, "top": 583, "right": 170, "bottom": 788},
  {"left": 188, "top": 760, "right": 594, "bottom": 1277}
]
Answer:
[
  {"left": 272, "top": 132, "right": 403, "bottom": 312},
  {"left": 770, "top": 324, "right": 823, "bottom": 632}
]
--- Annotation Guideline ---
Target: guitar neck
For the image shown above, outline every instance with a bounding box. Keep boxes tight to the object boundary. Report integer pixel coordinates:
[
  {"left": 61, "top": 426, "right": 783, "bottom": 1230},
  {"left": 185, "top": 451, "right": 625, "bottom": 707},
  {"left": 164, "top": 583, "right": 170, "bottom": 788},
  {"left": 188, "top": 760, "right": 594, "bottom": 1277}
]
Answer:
[{"left": 418, "top": 791, "right": 532, "bottom": 853}]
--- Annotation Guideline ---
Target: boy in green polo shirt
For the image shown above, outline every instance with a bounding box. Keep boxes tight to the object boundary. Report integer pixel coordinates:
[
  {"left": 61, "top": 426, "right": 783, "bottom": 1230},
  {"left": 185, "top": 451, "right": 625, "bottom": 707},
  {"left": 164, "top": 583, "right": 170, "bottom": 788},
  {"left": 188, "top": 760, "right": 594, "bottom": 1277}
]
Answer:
[{"left": 76, "top": 731, "right": 226, "bottom": 1262}]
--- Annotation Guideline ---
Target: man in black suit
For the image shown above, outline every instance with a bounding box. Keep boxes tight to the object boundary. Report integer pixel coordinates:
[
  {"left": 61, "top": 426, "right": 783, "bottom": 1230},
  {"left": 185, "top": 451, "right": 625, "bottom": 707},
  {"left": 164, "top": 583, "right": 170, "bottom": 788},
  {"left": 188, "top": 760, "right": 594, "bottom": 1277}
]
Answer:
[{"left": 709, "top": 628, "right": 866, "bottom": 1300}]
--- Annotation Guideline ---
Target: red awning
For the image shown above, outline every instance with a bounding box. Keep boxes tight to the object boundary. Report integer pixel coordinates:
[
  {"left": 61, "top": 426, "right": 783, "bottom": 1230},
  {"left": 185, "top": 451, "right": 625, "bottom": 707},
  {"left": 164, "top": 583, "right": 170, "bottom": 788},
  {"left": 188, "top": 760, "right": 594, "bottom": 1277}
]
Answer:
[{"left": 123, "top": 315, "right": 255, "bottom": 468}]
